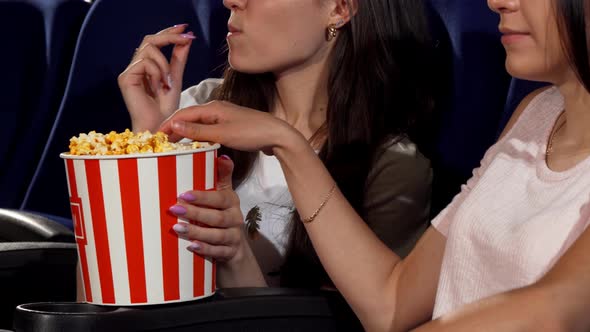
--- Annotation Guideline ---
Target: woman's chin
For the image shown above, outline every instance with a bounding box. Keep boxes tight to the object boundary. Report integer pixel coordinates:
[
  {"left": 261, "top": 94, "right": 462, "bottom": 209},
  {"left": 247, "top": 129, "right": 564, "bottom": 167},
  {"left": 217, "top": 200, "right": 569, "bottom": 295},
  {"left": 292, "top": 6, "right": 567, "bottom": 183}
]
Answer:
[
  {"left": 228, "top": 57, "right": 269, "bottom": 74},
  {"left": 505, "top": 56, "right": 561, "bottom": 84},
  {"left": 505, "top": 62, "right": 547, "bottom": 83}
]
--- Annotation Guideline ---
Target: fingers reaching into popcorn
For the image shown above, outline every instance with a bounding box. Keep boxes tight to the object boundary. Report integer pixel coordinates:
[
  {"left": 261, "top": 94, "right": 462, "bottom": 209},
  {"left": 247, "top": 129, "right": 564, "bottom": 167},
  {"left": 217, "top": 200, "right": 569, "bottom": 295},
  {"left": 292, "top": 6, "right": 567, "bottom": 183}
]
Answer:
[{"left": 68, "top": 129, "right": 205, "bottom": 156}]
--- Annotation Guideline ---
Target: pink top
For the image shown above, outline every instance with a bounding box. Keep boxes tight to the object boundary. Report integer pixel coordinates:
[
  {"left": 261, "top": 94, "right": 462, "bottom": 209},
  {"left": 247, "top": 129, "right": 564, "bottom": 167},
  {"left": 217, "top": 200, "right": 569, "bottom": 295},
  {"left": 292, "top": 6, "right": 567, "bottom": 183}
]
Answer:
[{"left": 431, "top": 87, "right": 590, "bottom": 318}]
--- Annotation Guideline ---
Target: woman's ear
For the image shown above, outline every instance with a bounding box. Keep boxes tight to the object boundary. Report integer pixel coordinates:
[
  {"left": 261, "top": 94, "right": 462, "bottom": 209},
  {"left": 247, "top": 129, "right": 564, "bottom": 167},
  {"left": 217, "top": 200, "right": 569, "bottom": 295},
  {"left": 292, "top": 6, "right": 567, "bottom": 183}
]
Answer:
[{"left": 329, "top": 0, "right": 358, "bottom": 27}]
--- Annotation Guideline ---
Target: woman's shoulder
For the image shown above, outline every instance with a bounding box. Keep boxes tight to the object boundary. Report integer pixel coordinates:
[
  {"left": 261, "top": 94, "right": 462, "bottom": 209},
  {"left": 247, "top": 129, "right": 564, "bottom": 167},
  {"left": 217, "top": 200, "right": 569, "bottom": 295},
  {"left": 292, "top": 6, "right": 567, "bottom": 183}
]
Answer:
[
  {"left": 368, "top": 136, "right": 432, "bottom": 187},
  {"left": 498, "top": 85, "right": 560, "bottom": 140},
  {"left": 179, "top": 78, "right": 224, "bottom": 108},
  {"left": 376, "top": 136, "right": 430, "bottom": 168}
]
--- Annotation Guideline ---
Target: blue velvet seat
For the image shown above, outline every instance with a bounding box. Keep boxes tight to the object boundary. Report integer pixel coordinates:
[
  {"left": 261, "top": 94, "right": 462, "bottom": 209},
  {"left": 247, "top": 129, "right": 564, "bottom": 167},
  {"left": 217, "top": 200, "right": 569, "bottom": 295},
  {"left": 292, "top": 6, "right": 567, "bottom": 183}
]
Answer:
[
  {"left": 425, "top": 0, "right": 515, "bottom": 214},
  {"left": 22, "top": 0, "right": 229, "bottom": 218},
  {"left": 0, "top": 0, "right": 90, "bottom": 210},
  {"left": 0, "top": 1, "right": 47, "bottom": 208}
]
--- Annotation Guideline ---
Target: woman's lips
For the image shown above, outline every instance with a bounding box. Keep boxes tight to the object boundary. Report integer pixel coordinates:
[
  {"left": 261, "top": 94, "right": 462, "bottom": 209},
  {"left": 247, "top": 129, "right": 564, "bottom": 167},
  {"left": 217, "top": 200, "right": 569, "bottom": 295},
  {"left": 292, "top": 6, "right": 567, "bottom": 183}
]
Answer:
[{"left": 500, "top": 28, "right": 531, "bottom": 45}]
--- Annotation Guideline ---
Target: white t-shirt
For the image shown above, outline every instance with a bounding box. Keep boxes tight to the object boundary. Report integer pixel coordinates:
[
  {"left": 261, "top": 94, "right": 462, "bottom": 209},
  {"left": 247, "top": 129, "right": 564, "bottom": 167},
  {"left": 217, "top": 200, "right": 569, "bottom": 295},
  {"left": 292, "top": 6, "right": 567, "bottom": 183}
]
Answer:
[
  {"left": 235, "top": 153, "right": 294, "bottom": 286},
  {"left": 180, "top": 79, "right": 293, "bottom": 286}
]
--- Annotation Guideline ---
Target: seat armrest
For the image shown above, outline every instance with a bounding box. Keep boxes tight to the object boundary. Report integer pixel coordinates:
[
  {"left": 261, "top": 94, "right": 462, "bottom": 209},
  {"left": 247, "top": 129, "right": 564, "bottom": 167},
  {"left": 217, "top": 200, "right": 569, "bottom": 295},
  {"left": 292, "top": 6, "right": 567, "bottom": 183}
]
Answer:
[{"left": 0, "top": 209, "right": 74, "bottom": 242}]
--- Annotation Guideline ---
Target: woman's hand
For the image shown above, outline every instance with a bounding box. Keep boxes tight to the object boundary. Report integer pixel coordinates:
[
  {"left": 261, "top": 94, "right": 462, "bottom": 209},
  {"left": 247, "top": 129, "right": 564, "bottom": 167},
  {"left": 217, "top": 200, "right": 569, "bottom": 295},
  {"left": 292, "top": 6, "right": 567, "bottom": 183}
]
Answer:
[
  {"left": 169, "top": 155, "right": 245, "bottom": 262},
  {"left": 169, "top": 155, "right": 267, "bottom": 287},
  {"left": 118, "top": 24, "right": 196, "bottom": 132},
  {"left": 159, "top": 101, "right": 305, "bottom": 155}
]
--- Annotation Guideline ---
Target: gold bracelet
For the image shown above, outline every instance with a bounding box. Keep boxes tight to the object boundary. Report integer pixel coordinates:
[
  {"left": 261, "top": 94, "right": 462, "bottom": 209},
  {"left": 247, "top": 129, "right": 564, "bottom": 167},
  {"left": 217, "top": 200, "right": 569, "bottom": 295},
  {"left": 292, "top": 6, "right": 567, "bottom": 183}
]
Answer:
[{"left": 301, "top": 183, "right": 337, "bottom": 224}]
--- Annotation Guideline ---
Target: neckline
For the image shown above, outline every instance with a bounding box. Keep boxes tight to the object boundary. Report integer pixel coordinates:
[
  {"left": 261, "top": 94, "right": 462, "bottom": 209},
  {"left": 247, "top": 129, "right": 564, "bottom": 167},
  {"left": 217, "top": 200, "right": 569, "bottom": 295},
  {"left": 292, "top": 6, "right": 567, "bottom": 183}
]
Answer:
[{"left": 537, "top": 99, "right": 590, "bottom": 181}]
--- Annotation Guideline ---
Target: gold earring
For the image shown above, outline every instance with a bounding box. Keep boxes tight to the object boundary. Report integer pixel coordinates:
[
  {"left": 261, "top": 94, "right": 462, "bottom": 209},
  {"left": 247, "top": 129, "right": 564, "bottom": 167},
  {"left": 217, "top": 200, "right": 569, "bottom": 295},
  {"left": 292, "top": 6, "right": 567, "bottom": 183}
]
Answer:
[{"left": 326, "top": 24, "right": 338, "bottom": 41}]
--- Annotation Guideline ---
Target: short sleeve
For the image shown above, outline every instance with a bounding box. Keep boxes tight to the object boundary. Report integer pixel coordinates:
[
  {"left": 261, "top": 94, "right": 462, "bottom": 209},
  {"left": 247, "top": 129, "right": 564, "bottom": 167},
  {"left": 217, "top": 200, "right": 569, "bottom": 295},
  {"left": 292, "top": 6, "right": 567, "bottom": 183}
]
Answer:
[
  {"left": 363, "top": 138, "right": 432, "bottom": 258},
  {"left": 178, "top": 78, "right": 223, "bottom": 108},
  {"left": 432, "top": 86, "right": 556, "bottom": 236},
  {"left": 430, "top": 142, "right": 499, "bottom": 237}
]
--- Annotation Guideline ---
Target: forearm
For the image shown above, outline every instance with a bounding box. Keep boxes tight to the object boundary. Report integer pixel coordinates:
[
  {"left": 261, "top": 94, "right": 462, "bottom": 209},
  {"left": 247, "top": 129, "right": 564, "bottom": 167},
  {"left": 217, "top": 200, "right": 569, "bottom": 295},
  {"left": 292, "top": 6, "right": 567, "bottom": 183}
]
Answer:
[
  {"left": 216, "top": 240, "right": 267, "bottom": 288},
  {"left": 274, "top": 134, "right": 402, "bottom": 330},
  {"left": 413, "top": 285, "right": 563, "bottom": 332}
]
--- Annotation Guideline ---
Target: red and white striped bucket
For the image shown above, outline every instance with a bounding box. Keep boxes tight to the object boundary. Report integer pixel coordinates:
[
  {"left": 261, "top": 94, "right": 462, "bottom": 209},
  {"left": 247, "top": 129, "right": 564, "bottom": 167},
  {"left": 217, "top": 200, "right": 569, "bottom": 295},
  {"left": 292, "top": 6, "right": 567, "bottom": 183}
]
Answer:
[{"left": 60, "top": 144, "right": 220, "bottom": 306}]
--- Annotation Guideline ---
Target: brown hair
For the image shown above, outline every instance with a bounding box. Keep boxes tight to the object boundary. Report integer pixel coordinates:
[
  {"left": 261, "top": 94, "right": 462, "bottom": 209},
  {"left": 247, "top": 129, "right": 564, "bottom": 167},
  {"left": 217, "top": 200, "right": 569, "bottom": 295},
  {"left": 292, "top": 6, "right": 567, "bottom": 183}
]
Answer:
[
  {"left": 555, "top": 0, "right": 590, "bottom": 92},
  {"left": 213, "top": 0, "right": 434, "bottom": 288}
]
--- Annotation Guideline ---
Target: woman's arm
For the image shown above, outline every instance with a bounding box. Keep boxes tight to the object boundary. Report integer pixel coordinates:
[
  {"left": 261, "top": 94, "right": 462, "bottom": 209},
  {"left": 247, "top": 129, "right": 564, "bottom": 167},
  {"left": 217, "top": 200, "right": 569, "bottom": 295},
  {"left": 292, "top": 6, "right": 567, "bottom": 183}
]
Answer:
[
  {"left": 160, "top": 103, "right": 447, "bottom": 331},
  {"left": 158, "top": 87, "right": 558, "bottom": 331},
  {"left": 411, "top": 286, "right": 559, "bottom": 332},
  {"left": 216, "top": 238, "right": 267, "bottom": 288},
  {"left": 275, "top": 133, "right": 445, "bottom": 331},
  {"left": 412, "top": 222, "right": 590, "bottom": 332}
]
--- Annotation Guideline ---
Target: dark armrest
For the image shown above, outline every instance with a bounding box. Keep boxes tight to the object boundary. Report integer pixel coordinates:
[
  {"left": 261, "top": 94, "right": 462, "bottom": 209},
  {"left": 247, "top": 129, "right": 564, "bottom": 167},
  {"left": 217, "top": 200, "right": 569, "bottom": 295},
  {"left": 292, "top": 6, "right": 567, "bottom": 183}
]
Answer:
[
  {"left": 0, "top": 209, "right": 74, "bottom": 242},
  {"left": 1, "top": 242, "right": 78, "bottom": 330},
  {"left": 14, "top": 287, "right": 363, "bottom": 332}
]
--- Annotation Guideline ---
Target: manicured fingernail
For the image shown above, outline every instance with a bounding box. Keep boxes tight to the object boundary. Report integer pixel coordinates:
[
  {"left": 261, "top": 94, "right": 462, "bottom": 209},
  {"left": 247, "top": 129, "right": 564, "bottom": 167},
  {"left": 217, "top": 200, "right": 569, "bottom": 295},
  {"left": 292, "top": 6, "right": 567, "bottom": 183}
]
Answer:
[
  {"left": 172, "top": 120, "right": 185, "bottom": 130},
  {"left": 220, "top": 155, "right": 231, "bottom": 161},
  {"left": 179, "top": 192, "right": 196, "bottom": 201},
  {"left": 188, "top": 242, "right": 201, "bottom": 251},
  {"left": 169, "top": 205, "right": 187, "bottom": 215},
  {"left": 166, "top": 74, "right": 173, "bottom": 89},
  {"left": 174, "top": 23, "right": 188, "bottom": 28},
  {"left": 173, "top": 223, "right": 188, "bottom": 234},
  {"left": 180, "top": 33, "right": 196, "bottom": 39}
]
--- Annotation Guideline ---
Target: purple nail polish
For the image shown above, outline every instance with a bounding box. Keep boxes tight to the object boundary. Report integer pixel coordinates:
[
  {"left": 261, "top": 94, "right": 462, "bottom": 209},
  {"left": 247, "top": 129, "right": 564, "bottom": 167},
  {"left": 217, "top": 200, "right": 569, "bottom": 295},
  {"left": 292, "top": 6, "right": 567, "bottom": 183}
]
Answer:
[
  {"left": 188, "top": 242, "right": 201, "bottom": 251},
  {"left": 169, "top": 205, "right": 187, "bottom": 215},
  {"left": 180, "top": 33, "right": 197, "bottom": 39},
  {"left": 179, "top": 192, "right": 196, "bottom": 201},
  {"left": 220, "top": 155, "right": 231, "bottom": 161},
  {"left": 173, "top": 223, "right": 188, "bottom": 234}
]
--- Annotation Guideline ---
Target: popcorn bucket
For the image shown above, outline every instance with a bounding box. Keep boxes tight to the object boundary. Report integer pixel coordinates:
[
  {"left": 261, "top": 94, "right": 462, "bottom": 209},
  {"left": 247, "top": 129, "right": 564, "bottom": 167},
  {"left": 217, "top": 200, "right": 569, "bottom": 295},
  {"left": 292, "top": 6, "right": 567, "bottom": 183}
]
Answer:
[{"left": 60, "top": 144, "right": 220, "bottom": 306}]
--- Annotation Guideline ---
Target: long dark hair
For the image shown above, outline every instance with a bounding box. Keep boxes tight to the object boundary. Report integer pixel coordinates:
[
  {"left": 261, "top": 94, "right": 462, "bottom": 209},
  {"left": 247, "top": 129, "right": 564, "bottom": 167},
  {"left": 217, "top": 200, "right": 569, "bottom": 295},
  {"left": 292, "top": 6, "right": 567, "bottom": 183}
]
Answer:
[
  {"left": 555, "top": 0, "right": 590, "bottom": 92},
  {"left": 213, "top": 0, "right": 434, "bottom": 288}
]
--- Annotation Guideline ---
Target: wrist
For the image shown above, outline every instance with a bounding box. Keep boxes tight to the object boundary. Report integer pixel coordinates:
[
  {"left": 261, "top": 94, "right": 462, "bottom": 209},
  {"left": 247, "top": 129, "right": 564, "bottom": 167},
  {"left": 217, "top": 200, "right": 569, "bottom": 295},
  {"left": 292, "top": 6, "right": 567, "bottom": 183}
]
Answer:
[
  {"left": 216, "top": 237, "right": 267, "bottom": 288},
  {"left": 220, "top": 236, "right": 255, "bottom": 271},
  {"left": 272, "top": 122, "right": 310, "bottom": 161}
]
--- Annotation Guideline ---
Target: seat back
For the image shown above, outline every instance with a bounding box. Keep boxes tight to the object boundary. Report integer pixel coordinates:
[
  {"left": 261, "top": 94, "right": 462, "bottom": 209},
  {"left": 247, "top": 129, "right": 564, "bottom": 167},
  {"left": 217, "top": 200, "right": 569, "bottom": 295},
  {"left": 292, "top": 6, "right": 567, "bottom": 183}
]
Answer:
[
  {"left": 0, "top": 0, "right": 90, "bottom": 210},
  {"left": 22, "top": 0, "right": 229, "bottom": 217},
  {"left": 424, "top": 0, "right": 514, "bottom": 214},
  {"left": 0, "top": 1, "right": 47, "bottom": 208},
  {"left": 40, "top": 0, "right": 93, "bottom": 139}
]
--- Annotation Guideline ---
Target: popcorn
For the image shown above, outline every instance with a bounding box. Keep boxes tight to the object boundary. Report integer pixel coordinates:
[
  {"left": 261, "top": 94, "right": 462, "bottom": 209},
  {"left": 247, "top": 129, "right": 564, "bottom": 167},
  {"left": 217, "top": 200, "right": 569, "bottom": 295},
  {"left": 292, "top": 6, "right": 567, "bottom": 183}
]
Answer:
[{"left": 68, "top": 129, "right": 204, "bottom": 156}]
